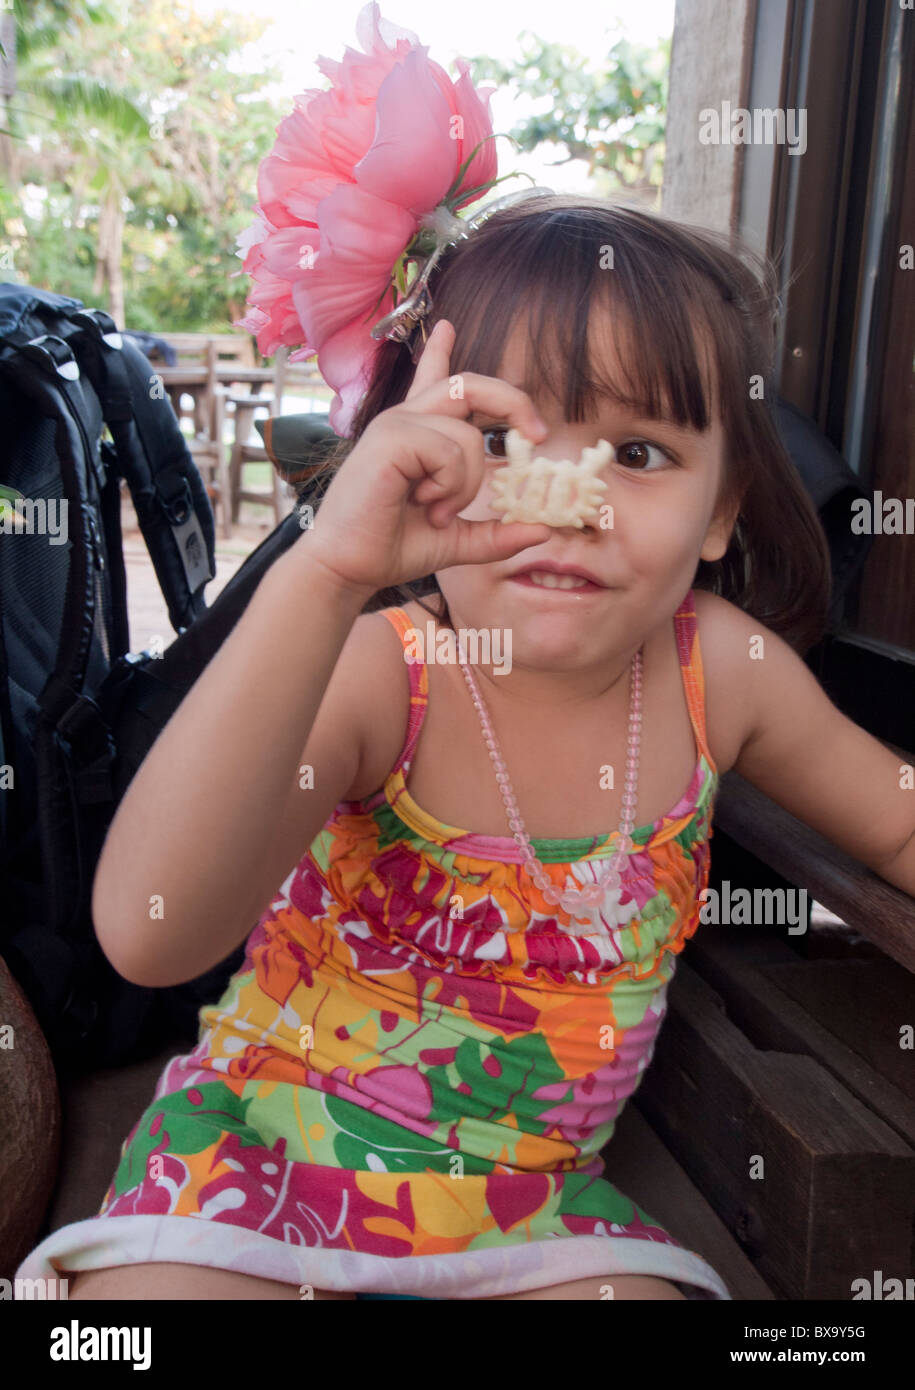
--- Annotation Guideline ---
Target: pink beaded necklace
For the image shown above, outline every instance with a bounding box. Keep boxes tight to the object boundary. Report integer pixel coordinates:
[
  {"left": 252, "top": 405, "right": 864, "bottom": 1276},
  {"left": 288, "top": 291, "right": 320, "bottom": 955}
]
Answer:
[{"left": 455, "top": 637, "right": 644, "bottom": 915}]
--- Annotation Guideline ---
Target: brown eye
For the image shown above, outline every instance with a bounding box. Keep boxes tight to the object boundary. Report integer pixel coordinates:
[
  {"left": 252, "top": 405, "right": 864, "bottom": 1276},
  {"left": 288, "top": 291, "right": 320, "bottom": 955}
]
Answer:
[
  {"left": 615, "top": 440, "right": 670, "bottom": 471},
  {"left": 481, "top": 427, "right": 508, "bottom": 459}
]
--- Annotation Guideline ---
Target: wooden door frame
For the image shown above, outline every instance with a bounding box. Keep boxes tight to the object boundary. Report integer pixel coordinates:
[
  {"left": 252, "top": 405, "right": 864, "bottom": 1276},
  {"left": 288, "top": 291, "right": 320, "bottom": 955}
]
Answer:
[{"left": 737, "top": 0, "right": 915, "bottom": 730}]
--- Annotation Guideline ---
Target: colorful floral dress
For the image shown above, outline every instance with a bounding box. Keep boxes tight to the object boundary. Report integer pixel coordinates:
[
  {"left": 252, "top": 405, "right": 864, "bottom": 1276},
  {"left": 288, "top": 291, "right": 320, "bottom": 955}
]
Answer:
[{"left": 17, "top": 588, "right": 731, "bottom": 1300}]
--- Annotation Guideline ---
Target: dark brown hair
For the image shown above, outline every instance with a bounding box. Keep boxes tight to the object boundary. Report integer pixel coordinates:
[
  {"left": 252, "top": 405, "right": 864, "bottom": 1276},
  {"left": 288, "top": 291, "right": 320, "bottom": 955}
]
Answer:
[{"left": 300, "top": 193, "right": 831, "bottom": 653}]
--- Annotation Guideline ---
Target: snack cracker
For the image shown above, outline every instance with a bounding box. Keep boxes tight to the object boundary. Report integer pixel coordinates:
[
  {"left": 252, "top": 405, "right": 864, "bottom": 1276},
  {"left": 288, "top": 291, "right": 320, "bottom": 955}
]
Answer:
[{"left": 489, "top": 429, "right": 611, "bottom": 527}]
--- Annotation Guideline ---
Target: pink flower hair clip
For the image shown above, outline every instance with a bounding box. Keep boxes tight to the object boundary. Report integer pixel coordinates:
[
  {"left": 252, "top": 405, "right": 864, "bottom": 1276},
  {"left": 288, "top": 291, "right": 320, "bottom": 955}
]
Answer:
[{"left": 233, "top": 1, "right": 550, "bottom": 437}]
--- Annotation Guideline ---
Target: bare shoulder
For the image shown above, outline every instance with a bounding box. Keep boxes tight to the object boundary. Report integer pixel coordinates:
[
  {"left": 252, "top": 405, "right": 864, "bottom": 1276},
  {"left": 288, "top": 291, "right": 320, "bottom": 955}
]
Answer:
[
  {"left": 691, "top": 588, "right": 766, "bottom": 774},
  {"left": 691, "top": 586, "right": 758, "bottom": 648}
]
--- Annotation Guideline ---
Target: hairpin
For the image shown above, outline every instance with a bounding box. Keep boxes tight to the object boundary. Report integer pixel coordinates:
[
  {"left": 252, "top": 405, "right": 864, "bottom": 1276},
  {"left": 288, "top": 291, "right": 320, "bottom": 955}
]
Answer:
[{"left": 370, "top": 187, "right": 555, "bottom": 356}]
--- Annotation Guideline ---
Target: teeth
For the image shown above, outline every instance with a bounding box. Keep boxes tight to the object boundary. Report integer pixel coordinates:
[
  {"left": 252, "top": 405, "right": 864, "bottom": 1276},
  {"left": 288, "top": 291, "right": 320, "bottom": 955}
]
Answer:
[{"left": 525, "top": 570, "right": 590, "bottom": 589}]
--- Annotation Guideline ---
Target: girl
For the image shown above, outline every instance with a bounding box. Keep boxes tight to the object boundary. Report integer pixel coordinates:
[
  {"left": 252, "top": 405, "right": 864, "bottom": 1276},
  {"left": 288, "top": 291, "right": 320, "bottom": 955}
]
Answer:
[{"left": 17, "top": 196, "right": 914, "bottom": 1301}]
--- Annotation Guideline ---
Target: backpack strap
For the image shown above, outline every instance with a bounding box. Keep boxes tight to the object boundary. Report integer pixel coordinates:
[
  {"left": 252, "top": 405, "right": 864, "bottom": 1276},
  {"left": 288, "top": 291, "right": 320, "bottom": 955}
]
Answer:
[
  {"left": 63, "top": 307, "right": 216, "bottom": 633},
  {"left": 0, "top": 335, "right": 102, "bottom": 711},
  {"left": 98, "top": 508, "right": 306, "bottom": 799},
  {"left": 0, "top": 333, "right": 111, "bottom": 934},
  {"left": 2, "top": 289, "right": 216, "bottom": 635}
]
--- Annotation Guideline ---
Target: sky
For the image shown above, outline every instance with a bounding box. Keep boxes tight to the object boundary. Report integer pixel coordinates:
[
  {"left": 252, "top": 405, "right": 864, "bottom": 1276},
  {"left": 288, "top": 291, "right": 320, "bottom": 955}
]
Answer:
[{"left": 190, "top": 0, "right": 676, "bottom": 196}]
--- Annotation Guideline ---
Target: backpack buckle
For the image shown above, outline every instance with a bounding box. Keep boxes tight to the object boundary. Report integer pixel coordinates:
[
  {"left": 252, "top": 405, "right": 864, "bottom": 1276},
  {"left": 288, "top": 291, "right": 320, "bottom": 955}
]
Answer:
[
  {"left": 73, "top": 308, "right": 123, "bottom": 351},
  {"left": 156, "top": 466, "right": 192, "bottom": 525},
  {"left": 56, "top": 693, "right": 117, "bottom": 804},
  {"left": 20, "top": 333, "right": 81, "bottom": 380}
]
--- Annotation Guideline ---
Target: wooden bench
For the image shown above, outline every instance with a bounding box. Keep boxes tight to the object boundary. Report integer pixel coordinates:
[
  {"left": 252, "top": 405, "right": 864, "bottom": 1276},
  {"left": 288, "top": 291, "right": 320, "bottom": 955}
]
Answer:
[{"left": 633, "top": 762, "right": 915, "bottom": 1299}]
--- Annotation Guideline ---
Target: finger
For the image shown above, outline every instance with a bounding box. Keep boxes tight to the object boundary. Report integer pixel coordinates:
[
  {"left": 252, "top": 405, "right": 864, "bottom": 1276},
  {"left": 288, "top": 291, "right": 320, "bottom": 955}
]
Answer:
[
  {"left": 409, "top": 417, "right": 485, "bottom": 506},
  {"left": 358, "top": 414, "right": 466, "bottom": 505},
  {"left": 442, "top": 517, "right": 553, "bottom": 562},
  {"left": 369, "top": 417, "right": 477, "bottom": 523},
  {"left": 404, "top": 319, "right": 454, "bottom": 402},
  {"left": 402, "top": 370, "right": 548, "bottom": 445}
]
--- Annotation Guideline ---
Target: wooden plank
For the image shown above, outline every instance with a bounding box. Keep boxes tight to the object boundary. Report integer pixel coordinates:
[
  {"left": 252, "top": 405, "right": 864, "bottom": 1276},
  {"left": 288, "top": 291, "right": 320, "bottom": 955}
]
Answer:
[
  {"left": 602, "top": 1102, "right": 776, "bottom": 1299},
  {"left": 686, "top": 930, "right": 915, "bottom": 1146},
  {"left": 688, "top": 922, "right": 799, "bottom": 967},
  {"left": 713, "top": 770, "right": 915, "bottom": 975},
  {"left": 636, "top": 959, "right": 915, "bottom": 1298},
  {"left": 760, "top": 958, "right": 915, "bottom": 1101}
]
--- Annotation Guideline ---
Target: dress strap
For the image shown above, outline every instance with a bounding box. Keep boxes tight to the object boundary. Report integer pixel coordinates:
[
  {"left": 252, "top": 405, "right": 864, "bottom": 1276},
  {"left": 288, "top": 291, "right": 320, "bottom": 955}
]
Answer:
[
  {"left": 673, "top": 588, "right": 717, "bottom": 774},
  {"left": 378, "top": 597, "right": 715, "bottom": 784},
  {"left": 376, "top": 606, "right": 430, "bottom": 778}
]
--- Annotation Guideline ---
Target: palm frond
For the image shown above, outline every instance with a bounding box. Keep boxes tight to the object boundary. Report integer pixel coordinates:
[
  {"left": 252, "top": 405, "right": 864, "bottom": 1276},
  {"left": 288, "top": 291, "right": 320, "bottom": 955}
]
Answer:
[
  {"left": 17, "top": 75, "right": 149, "bottom": 138},
  {"left": 14, "top": 0, "right": 114, "bottom": 61}
]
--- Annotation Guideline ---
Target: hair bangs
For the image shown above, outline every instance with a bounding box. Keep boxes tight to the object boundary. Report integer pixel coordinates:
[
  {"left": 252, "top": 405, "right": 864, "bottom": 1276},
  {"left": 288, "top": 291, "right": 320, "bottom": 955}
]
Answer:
[{"left": 435, "top": 206, "right": 719, "bottom": 434}]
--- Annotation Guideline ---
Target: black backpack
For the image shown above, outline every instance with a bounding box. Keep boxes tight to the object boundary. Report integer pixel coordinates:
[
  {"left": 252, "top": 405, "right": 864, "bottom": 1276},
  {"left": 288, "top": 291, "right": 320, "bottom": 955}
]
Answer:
[{"left": 0, "top": 283, "right": 333, "bottom": 1076}]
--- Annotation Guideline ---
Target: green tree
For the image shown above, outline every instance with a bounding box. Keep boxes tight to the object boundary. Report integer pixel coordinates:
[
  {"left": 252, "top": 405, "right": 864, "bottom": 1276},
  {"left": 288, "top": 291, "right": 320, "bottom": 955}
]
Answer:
[
  {"left": 1, "top": 0, "right": 283, "bottom": 332},
  {"left": 470, "top": 30, "right": 669, "bottom": 201},
  {"left": 0, "top": 2, "right": 148, "bottom": 184}
]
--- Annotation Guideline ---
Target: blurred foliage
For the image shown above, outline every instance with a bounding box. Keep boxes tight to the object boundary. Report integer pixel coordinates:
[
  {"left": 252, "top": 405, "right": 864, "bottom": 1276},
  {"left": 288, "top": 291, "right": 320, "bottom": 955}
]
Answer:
[
  {"left": 0, "top": 3, "right": 670, "bottom": 332},
  {"left": 469, "top": 30, "right": 669, "bottom": 199},
  {"left": 0, "top": 0, "right": 283, "bottom": 334}
]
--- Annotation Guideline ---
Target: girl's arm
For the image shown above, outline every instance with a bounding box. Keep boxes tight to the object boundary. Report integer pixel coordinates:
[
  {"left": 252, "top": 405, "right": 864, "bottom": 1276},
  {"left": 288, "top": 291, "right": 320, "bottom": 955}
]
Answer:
[
  {"left": 93, "top": 318, "right": 554, "bottom": 989},
  {"left": 91, "top": 544, "right": 377, "bottom": 988},
  {"left": 712, "top": 596, "right": 915, "bottom": 897}
]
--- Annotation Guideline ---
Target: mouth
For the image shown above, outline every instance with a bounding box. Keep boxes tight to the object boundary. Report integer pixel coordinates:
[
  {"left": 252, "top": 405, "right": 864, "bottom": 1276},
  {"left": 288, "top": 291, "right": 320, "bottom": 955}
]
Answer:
[{"left": 509, "top": 566, "right": 607, "bottom": 594}]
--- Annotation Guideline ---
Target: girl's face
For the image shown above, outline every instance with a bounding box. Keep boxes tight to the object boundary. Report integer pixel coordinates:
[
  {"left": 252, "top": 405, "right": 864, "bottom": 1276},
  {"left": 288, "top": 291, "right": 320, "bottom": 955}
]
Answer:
[{"left": 436, "top": 316, "right": 739, "bottom": 672}]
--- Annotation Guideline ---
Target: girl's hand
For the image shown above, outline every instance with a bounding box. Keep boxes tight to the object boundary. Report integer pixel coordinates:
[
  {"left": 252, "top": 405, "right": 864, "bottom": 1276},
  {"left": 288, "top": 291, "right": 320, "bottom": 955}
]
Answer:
[{"left": 304, "top": 320, "right": 553, "bottom": 594}]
